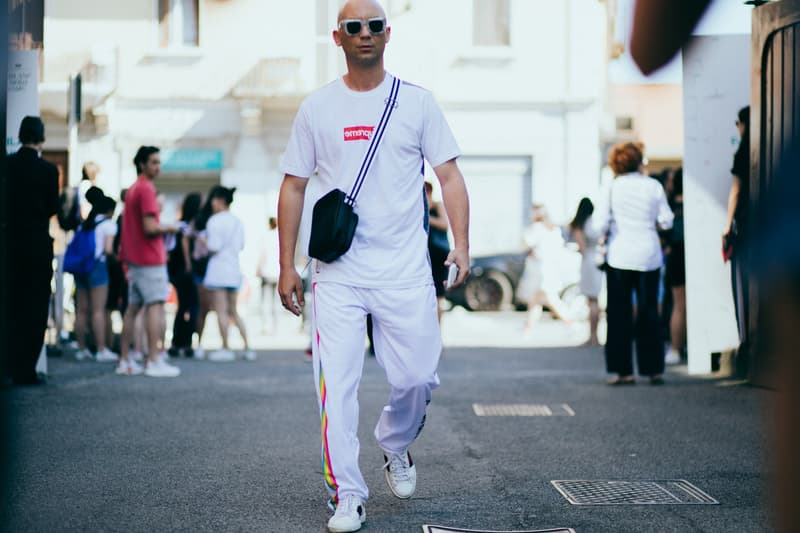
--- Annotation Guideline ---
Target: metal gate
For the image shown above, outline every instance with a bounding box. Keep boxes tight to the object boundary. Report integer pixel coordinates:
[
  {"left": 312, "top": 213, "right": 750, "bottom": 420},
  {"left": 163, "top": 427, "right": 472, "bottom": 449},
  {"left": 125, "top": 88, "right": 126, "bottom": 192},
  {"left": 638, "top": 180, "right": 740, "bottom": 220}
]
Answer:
[{"left": 749, "top": 0, "right": 800, "bottom": 387}]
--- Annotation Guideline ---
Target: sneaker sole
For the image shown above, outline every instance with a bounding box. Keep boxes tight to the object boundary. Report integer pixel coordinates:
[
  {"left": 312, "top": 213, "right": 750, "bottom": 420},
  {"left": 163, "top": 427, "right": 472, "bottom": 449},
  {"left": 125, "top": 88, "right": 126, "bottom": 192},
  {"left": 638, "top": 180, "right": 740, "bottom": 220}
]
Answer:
[
  {"left": 327, "top": 513, "right": 366, "bottom": 532},
  {"left": 144, "top": 371, "right": 181, "bottom": 378}
]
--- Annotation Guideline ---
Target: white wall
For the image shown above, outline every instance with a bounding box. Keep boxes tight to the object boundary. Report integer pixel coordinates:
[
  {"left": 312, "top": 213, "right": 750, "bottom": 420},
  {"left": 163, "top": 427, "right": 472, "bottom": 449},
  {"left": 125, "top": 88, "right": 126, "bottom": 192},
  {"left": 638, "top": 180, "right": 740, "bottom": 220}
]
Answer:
[{"left": 682, "top": 34, "right": 750, "bottom": 374}]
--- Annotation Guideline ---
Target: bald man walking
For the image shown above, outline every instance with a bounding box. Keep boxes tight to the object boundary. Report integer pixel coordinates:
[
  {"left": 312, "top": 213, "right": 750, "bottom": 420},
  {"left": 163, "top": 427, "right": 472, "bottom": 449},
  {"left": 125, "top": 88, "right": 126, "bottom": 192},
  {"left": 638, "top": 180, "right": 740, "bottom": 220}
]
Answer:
[{"left": 277, "top": 1, "right": 470, "bottom": 531}]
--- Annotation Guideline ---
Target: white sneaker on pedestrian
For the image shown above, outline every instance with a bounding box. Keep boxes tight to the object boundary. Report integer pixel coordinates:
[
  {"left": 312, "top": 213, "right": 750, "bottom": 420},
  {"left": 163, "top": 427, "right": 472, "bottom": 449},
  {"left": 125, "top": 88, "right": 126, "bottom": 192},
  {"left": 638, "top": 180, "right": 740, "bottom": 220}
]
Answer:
[
  {"left": 115, "top": 358, "right": 143, "bottom": 376},
  {"left": 383, "top": 450, "right": 417, "bottom": 499},
  {"left": 327, "top": 494, "right": 366, "bottom": 533},
  {"left": 208, "top": 349, "right": 235, "bottom": 362},
  {"left": 144, "top": 358, "right": 181, "bottom": 378},
  {"left": 665, "top": 349, "right": 681, "bottom": 365},
  {"left": 194, "top": 347, "right": 205, "bottom": 360},
  {"left": 95, "top": 348, "right": 119, "bottom": 363},
  {"left": 242, "top": 350, "right": 257, "bottom": 361},
  {"left": 129, "top": 350, "right": 144, "bottom": 362},
  {"left": 75, "top": 348, "right": 94, "bottom": 361}
]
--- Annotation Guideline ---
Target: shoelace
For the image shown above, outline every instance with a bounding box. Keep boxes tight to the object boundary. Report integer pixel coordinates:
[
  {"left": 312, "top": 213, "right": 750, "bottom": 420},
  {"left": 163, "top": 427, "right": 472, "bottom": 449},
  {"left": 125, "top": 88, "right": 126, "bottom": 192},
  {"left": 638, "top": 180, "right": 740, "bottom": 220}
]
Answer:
[
  {"left": 337, "top": 495, "right": 362, "bottom": 516},
  {"left": 383, "top": 453, "right": 411, "bottom": 482}
]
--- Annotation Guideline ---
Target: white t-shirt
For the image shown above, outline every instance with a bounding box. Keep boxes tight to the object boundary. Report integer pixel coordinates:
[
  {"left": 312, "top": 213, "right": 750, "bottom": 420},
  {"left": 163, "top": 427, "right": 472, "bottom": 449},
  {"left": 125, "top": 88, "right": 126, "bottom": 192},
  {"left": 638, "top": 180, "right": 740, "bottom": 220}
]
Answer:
[
  {"left": 93, "top": 216, "right": 117, "bottom": 261},
  {"left": 258, "top": 229, "right": 280, "bottom": 282},
  {"left": 593, "top": 172, "right": 674, "bottom": 271},
  {"left": 204, "top": 210, "right": 244, "bottom": 288},
  {"left": 280, "top": 73, "right": 461, "bottom": 289}
]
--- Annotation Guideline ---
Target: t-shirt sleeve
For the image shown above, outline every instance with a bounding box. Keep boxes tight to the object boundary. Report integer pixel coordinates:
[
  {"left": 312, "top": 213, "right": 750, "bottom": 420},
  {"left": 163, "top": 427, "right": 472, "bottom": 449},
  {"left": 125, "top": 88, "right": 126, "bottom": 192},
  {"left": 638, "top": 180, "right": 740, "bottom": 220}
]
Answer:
[
  {"left": 140, "top": 185, "right": 160, "bottom": 217},
  {"left": 420, "top": 91, "right": 461, "bottom": 169},
  {"left": 280, "top": 102, "right": 316, "bottom": 178}
]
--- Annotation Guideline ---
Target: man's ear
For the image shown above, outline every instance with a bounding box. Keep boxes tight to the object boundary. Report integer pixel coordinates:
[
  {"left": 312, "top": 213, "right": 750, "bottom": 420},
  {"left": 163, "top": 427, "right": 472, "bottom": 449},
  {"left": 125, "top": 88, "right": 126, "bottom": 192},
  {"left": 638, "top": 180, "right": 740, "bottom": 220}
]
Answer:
[{"left": 332, "top": 29, "right": 343, "bottom": 47}]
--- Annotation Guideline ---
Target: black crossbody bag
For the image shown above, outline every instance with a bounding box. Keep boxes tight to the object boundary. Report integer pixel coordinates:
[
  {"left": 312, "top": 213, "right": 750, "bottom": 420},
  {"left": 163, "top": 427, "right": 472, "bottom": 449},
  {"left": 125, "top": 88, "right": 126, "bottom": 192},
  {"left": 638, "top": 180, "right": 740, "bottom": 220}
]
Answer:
[{"left": 308, "top": 77, "right": 401, "bottom": 263}]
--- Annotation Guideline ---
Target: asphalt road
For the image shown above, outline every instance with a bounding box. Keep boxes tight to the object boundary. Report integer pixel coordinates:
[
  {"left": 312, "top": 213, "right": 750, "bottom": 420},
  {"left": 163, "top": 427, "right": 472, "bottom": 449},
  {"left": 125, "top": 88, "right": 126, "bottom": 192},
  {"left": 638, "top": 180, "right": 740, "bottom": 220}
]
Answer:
[{"left": 2, "top": 346, "right": 770, "bottom": 532}]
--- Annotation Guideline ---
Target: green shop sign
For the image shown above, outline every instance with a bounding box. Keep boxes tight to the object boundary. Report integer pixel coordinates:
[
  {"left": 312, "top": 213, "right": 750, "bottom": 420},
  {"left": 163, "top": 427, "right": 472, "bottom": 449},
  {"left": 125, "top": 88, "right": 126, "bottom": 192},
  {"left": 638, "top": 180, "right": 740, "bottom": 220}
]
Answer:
[{"left": 161, "top": 149, "right": 223, "bottom": 172}]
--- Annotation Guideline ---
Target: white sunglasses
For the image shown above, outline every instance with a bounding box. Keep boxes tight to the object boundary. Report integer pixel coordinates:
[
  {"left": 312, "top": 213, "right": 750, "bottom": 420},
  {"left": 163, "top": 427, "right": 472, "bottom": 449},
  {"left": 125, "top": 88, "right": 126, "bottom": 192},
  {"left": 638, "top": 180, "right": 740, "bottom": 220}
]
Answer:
[{"left": 339, "top": 17, "right": 386, "bottom": 36}]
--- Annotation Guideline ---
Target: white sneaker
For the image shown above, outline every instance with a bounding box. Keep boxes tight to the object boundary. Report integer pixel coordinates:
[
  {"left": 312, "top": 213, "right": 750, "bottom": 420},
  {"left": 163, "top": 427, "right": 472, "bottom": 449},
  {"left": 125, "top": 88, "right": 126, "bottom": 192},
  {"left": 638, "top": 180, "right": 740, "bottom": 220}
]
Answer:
[
  {"left": 95, "top": 348, "right": 119, "bottom": 363},
  {"left": 115, "top": 358, "right": 143, "bottom": 376},
  {"left": 383, "top": 450, "right": 417, "bottom": 499},
  {"left": 242, "top": 350, "right": 257, "bottom": 361},
  {"left": 75, "top": 348, "right": 94, "bottom": 361},
  {"left": 144, "top": 358, "right": 181, "bottom": 378},
  {"left": 208, "top": 349, "right": 235, "bottom": 362},
  {"left": 194, "top": 347, "right": 205, "bottom": 360},
  {"left": 665, "top": 349, "right": 681, "bottom": 365},
  {"left": 327, "top": 494, "right": 366, "bottom": 533},
  {"left": 129, "top": 350, "right": 144, "bottom": 362}
]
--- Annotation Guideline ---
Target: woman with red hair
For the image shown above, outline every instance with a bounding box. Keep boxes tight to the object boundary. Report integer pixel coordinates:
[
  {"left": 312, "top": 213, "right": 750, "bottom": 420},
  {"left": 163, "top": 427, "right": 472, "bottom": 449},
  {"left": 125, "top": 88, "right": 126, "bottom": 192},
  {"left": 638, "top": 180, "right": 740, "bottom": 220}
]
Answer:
[{"left": 596, "top": 143, "right": 674, "bottom": 385}]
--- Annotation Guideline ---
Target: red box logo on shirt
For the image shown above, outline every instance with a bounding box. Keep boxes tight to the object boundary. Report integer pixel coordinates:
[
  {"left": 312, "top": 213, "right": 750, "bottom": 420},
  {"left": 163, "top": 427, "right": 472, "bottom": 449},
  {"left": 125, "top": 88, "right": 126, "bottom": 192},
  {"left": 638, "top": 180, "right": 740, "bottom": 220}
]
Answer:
[{"left": 343, "top": 126, "right": 374, "bottom": 141}]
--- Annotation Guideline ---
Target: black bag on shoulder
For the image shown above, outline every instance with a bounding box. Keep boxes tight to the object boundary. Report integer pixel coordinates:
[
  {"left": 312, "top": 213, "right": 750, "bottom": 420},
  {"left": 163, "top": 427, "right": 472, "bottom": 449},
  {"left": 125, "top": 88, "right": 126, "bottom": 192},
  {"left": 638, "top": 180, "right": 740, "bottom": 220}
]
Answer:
[
  {"left": 307, "top": 77, "right": 400, "bottom": 263},
  {"left": 308, "top": 190, "right": 359, "bottom": 263}
]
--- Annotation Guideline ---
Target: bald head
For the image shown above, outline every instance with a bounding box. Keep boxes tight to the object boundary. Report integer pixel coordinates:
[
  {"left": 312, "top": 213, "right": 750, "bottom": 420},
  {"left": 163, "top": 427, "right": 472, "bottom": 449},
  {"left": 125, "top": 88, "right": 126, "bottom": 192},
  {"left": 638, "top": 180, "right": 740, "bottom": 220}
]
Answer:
[{"left": 337, "top": 0, "right": 386, "bottom": 24}]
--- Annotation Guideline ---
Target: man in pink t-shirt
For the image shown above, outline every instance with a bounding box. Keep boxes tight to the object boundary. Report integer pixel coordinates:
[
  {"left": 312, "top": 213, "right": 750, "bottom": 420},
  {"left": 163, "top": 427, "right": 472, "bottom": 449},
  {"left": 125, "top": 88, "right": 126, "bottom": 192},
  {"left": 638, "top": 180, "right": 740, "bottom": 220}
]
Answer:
[{"left": 117, "top": 146, "right": 181, "bottom": 378}]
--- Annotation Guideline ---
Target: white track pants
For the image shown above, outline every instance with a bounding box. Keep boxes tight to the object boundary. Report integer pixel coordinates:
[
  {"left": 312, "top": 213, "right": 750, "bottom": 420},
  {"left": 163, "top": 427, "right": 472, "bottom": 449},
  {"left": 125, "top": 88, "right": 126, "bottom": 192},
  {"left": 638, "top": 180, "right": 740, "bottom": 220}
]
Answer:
[{"left": 311, "top": 281, "right": 441, "bottom": 508}]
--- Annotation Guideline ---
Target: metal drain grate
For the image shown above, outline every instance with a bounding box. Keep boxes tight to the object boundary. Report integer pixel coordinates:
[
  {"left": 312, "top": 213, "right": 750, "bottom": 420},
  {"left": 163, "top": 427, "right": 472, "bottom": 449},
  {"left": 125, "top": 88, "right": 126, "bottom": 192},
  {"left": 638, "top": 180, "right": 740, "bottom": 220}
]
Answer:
[
  {"left": 551, "top": 480, "right": 718, "bottom": 505},
  {"left": 423, "top": 527, "right": 575, "bottom": 533},
  {"left": 472, "top": 404, "right": 575, "bottom": 417}
]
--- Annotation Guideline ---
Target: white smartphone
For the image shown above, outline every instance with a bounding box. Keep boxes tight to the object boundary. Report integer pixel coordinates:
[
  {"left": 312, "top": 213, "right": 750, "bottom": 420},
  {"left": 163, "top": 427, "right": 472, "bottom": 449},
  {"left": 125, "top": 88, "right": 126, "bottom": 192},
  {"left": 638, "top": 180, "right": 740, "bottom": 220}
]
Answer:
[{"left": 446, "top": 263, "right": 459, "bottom": 289}]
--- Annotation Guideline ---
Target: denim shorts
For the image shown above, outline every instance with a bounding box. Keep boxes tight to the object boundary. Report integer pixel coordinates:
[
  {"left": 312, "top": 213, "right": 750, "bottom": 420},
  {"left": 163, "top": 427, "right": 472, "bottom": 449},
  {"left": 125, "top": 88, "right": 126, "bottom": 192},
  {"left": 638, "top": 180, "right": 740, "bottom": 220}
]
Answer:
[
  {"left": 74, "top": 259, "right": 109, "bottom": 289},
  {"left": 204, "top": 285, "right": 239, "bottom": 292}
]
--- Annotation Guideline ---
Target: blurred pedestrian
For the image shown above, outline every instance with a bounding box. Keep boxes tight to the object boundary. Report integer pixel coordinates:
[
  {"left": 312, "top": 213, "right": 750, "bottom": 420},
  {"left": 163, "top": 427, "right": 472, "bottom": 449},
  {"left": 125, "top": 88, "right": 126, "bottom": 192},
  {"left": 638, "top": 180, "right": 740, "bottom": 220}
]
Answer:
[
  {"left": 191, "top": 193, "right": 213, "bottom": 359},
  {"left": 596, "top": 142, "right": 674, "bottom": 385},
  {"left": 105, "top": 188, "right": 128, "bottom": 352},
  {"left": 568, "top": 197, "right": 602, "bottom": 346},
  {"left": 72, "top": 188, "right": 119, "bottom": 363},
  {"left": 256, "top": 216, "right": 280, "bottom": 333},
  {"left": 78, "top": 162, "right": 100, "bottom": 221},
  {"left": 56, "top": 161, "right": 98, "bottom": 232},
  {"left": 277, "top": 1, "right": 470, "bottom": 529},
  {"left": 425, "top": 181, "right": 450, "bottom": 323},
  {"left": 117, "top": 146, "right": 180, "bottom": 377},
  {"left": 519, "top": 204, "right": 572, "bottom": 331},
  {"left": 197, "top": 186, "right": 254, "bottom": 362},
  {"left": 723, "top": 106, "right": 750, "bottom": 376},
  {"left": 5, "top": 116, "right": 59, "bottom": 385},
  {"left": 167, "top": 192, "right": 202, "bottom": 357},
  {"left": 664, "top": 168, "right": 686, "bottom": 364}
]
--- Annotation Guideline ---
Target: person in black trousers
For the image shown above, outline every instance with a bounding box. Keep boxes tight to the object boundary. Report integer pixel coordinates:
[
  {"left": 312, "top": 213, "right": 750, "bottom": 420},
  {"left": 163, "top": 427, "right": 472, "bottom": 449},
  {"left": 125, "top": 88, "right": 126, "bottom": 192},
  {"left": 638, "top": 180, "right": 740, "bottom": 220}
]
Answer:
[
  {"left": 595, "top": 142, "right": 674, "bottom": 385},
  {"left": 5, "top": 117, "right": 59, "bottom": 385},
  {"left": 168, "top": 192, "right": 202, "bottom": 357}
]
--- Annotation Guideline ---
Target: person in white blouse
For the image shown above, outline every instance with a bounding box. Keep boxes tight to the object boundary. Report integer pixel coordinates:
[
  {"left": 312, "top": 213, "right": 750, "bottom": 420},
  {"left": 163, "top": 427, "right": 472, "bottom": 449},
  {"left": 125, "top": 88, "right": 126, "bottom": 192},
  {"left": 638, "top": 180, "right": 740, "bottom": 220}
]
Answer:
[
  {"left": 197, "top": 186, "right": 254, "bottom": 362},
  {"left": 594, "top": 143, "right": 674, "bottom": 385}
]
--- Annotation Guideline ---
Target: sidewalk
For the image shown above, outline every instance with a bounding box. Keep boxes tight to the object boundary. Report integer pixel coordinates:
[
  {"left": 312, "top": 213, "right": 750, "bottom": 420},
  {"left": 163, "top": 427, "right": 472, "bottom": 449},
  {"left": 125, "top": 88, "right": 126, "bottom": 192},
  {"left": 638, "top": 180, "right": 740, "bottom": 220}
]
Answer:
[{"left": 3, "top": 339, "right": 769, "bottom": 532}]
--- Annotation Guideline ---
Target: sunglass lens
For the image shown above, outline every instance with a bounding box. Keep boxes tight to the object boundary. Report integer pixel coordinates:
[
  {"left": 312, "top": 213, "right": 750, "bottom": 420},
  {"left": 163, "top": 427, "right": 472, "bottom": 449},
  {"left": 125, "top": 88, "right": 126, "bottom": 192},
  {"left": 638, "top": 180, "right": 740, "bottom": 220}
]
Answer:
[
  {"left": 345, "top": 20, "right": 362, "bottom": 35},
  {"left": 368, "top": 19, "right": 385, "bottom": 34}
]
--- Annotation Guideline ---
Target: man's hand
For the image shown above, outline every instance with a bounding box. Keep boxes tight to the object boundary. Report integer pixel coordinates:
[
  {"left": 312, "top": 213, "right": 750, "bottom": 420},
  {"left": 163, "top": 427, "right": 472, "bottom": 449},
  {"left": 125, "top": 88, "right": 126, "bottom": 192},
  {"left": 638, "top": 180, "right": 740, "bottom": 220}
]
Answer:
[
  {"left": 278, "top": 268, "right": 305, "bottom": 316},
  {"left": 444, "top": 247, "right": 470, "bottom": 289}
]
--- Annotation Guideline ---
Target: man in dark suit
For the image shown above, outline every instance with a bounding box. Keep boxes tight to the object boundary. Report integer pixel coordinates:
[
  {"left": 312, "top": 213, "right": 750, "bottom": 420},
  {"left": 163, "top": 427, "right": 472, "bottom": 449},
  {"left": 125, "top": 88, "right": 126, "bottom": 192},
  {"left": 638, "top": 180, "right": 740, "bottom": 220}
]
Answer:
[{"left": 6, "top": 116, "right": 59, "bottom": 385}]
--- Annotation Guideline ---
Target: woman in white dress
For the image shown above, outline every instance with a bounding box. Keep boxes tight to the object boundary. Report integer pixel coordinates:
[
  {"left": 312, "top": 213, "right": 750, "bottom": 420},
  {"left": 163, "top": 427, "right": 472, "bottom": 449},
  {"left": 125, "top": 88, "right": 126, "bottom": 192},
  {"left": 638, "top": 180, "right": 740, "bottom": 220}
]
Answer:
[
  {"left": 520, "top": 205, "right": 572, "bottom": 331},
  {"left": 569, "top": 197, "right": 602, "bottom": 345}
]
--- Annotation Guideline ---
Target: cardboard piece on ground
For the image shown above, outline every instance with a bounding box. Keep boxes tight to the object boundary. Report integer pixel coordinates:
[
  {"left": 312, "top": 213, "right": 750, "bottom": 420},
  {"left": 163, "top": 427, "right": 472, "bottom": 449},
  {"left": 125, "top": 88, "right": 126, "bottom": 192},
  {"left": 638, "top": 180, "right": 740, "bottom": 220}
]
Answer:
[{"left": 423, "top": 527, "right": 575, "bottom": 533}]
